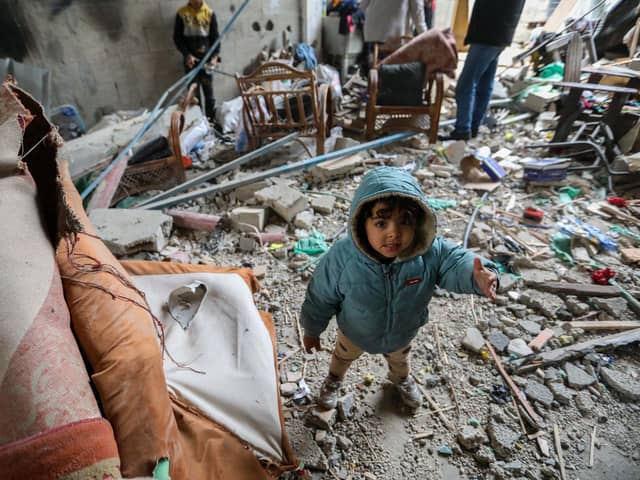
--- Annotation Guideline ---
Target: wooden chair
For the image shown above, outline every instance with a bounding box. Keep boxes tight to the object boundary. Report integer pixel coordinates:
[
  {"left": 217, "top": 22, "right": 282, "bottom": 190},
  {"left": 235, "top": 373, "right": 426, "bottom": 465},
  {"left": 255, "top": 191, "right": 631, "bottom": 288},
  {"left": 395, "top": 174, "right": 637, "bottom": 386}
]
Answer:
[
  {"left": 112, "top": 111, "right": 186, "bottom": 204},
  {"left": 235, "top": 62, "right": 333, "bottom": 156},
  {"left": 366, "top": 41, "right": 444, "bottom": 143}
]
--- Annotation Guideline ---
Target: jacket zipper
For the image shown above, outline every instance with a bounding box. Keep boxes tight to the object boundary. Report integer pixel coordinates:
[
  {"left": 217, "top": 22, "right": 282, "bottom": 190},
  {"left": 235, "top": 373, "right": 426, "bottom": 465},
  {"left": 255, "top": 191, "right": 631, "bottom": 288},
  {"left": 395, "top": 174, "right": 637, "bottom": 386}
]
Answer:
[{"left": 382, "top": 264, "right": 393, "bottom": 340}]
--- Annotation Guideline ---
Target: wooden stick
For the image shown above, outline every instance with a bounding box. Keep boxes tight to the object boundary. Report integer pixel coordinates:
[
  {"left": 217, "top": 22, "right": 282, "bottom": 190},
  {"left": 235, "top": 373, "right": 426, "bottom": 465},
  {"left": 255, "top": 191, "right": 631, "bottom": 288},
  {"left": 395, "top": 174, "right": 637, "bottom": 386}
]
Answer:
[
  {"left": 589, "top": 425, "right": 597, "bottom": 467},
  {"left": 358, "top": 422, "right": 378, "bottom": 457},
  {"left": 278, "top": 346, "right": 301, "bottom": 366},
  {"left": 554, "top": 424, "right": 567, "bottom": 480},
  {"left": 512, "top": 395, "right": 528, "bottom": 436},
  {"left": 569, "top": 320, "right": 640, "bottom": 331},
  {"left": 412, "top": 430, "right": 435, "bottom": 440},
  {"left": 413, "top": 405, "right": 456, "bottom": 418},
  {"left": 433, "top": 323, "right": 449, "bottom": 366},
  {"left": 485, "top": 341, "right": 544, "bottom": 429},
  {"left": 415, "top": 382, "right": 455, "bottom": 431}
]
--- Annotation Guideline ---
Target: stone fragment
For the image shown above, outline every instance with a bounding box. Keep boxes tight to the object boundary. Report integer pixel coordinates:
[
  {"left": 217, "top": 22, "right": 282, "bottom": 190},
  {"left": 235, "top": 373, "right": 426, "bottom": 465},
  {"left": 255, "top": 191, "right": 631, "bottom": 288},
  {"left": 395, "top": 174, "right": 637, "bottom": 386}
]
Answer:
[
  {"left": 537, "top": 437, "right": 550, "bottom": 457},
  {"left": 565, "top": 296, "right": 590, "bottom": 316},
  {"left": 503, "top": 327, "right": 522, "bottom": 340},
  {"left": 311, "top": 153, "right": 363, "bottom": 181},
  {"left": 519, "top": 290, "right": 565, "bottom": 318},
  {"left": 230, "top": 206, "right": 267, "bottom": 232},
  {"left": 518, "top": 319, "right": 541, "bottom": 336},
  {"left": 549, "top": 382, "right": 573, "bottom": 405},
  {"left": 564, "top": 363, "right": 596, "bottom": 389},
  {"left": 288, "top": 419, "right": 328, "bottom": 471},
  {"left": 600, "top": 368, "right": 640, "bottom": 401},
  {"left": 336, "top": 434, "right": 353, "bottom": 450},
  {"left": 255, "top": 184, "right": 309, "bottom": 222},
  {"left": 238, "top": 235, "right": 257, "bottom": 252},
  {"left": 498, "top": 273, "right": 521, "bottom": 293},
  {"left": 525, "top": 381, "right": 554, "bottom": 407},
  {"left": 591, "top": 297, "right": 631, "bottom": 317},
  {"left": 488, "top": 421, "right": 520, "bottom": 459},
  {"left": 575, "top": 391, "right": 594, "bottom": 417},
  {"left": 234, "top": 180, "right": 269, "bottom": 201},
  {"left": 457, "top": 425, "right": 488, "bottom": 451},
  {"left": 305, "top": 407, "right": 337, "bottom": 431},
  {"left": 487, "top": 329, "right": 510, "bottom": 353},
  {"left": 310, "top": 195, "right": 336, "bottom": 214},
  {"left": 462, "top": 327, "right": 486, "bottom": 353},
  {"left": 507, "top": 338, "right": 534, "bottom": 358},
  {"left": 89, "top": 208, "right": 173, "bottom": 256},
  {"left": 280, "top": 382, "right": 298, "bottom": 397},
  {"left": 337, "top": 393, "right": 355, "bottom": 420},
  {"left": 519, "top": 269, "right": 559, "bottom": 285},
  {"left": 437, "top": 445, "right": 454, "bottom": 456},
  {"left": 294, "top": 210, "right": 315, "bottom": 230},
  {"left": 474, "top": 446, "right": 496, "bottom": 466}
]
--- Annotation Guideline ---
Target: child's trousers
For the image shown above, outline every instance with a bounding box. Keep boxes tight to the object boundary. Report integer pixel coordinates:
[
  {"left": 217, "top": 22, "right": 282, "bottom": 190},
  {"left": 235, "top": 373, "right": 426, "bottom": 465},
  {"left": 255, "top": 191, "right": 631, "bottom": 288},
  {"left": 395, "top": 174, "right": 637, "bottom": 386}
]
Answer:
[{"left": 329, "top": 329, "right": 412, "bottom": 383}]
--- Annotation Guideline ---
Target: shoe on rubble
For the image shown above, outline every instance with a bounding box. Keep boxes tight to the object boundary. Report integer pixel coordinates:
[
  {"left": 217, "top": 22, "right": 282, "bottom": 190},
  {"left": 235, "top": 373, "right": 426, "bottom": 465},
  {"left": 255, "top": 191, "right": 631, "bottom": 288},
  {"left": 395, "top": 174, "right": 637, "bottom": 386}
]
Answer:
[
  {"left": 439, "top": 129, "right": 471, "bottom": 141},
  {"left": 394, "top": 376, "right": 423, "bottom": 409},
  {"left": 317, "top": 374, "right": 342, "bottom": 410}
]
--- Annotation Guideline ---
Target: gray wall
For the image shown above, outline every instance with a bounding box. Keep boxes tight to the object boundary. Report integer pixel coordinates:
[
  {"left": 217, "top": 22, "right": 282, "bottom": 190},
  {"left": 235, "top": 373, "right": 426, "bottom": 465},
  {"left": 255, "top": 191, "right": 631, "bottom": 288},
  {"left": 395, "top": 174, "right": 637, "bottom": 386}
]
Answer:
[{"left": 0, "top": 0, "right": 304, "bottom": 126}]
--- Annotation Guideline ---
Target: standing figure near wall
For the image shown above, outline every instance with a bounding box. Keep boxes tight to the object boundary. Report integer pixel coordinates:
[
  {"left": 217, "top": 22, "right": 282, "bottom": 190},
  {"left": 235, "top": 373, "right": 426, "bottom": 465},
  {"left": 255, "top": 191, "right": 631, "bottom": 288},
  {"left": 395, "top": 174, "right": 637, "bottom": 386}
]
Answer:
[
  {"left": 444, "top": 0, "right": 525, "bottom": 140},
  {"left": 173, "top": 0, "right": 220, "bottom": 123}
]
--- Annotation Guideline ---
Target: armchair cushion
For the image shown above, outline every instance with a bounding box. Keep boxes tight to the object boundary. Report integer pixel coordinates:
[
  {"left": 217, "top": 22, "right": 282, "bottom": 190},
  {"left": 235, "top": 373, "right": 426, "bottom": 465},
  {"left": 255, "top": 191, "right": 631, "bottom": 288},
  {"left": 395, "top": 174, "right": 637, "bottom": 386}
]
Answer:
[{"left": 377, "top": 62, "right": 425, "bottom": 106}]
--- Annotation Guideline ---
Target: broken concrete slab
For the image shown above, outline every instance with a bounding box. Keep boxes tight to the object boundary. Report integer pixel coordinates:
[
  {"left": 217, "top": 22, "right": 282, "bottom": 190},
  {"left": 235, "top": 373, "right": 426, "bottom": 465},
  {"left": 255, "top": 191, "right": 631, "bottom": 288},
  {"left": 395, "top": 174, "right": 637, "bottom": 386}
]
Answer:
[
  {"left": 255, "top": 184, "right": 309, "bottom": 222},
  {"left": 518, "top": 319, "right": 541, "bottom": 336},
  {"left": 305, "top": 407, "right": 337, "bottom": 431},
  {"left": 234, "top": 180, "right": 270, "bottom": 202},
  {"left": 288, "top": 419, "right": 329, "bottom": 471},
  {"left": 488, "top": 421, "right": 519, "bottom": 459},
  {"left": 525, "top": 380, "right": 554, "bottom": 407},
  {"left": 89, "top": 208, "right": 172, "bottom": 256},
  {"left": 599, "top": 368, "right": 640, "bottom": 401},
  {"left": 294, "top": 210, "right": 315, "bottom": 230},
  {"left": 507, "top": 338, "right": 534, "bottom": 358},
  {"left": 310, "top": 195, "right": 336, "bottom": 214},
  {"left": 310, "top": 153, "right": 364, "bottom": 182},
  {"left": 519, "top": 269, "right": 559, "bottom": 285},
  {"left": 564, "top": 363, "right": 596, "bottom": 390},
  {"left": 519, "top": 290, "right": 565, "bottom": 318},
  {"left": 462, "top": 327, "right": 485, "bottom": 353}
]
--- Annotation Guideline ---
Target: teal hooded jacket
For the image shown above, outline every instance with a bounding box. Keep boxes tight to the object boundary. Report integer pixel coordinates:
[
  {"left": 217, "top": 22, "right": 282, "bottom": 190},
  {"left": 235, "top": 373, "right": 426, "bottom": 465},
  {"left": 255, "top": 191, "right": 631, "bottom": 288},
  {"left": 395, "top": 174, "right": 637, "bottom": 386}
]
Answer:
[{"left": 300, "top": 166, "right": 496, "bottom": 354}]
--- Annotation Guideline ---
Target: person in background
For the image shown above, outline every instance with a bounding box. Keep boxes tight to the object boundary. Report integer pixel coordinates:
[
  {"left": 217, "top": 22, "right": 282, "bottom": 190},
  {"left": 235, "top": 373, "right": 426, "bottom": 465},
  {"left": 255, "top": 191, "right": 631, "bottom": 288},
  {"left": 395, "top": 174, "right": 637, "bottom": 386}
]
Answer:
[
  {"left": 360, "top": 0, "right": 427, "bottom": 44},
  {"left": 424, "top": 0, "right": 435, "bottom": 29},
  {"left": 300, "top": 166, "right": 498, "bottom": 410},
  {"left": 173, "top": 0, "right": 220, "bottom": 123},
  {"left": 444, "top": 0, "right": 525, "bottom": 140}
]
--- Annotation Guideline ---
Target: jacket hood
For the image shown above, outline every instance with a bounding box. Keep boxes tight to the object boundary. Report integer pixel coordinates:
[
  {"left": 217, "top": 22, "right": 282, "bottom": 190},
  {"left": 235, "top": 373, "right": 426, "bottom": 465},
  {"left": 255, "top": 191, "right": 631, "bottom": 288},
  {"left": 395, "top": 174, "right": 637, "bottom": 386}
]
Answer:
[{"left": 349, "top": 166, "right": 437, "bottom": 262}]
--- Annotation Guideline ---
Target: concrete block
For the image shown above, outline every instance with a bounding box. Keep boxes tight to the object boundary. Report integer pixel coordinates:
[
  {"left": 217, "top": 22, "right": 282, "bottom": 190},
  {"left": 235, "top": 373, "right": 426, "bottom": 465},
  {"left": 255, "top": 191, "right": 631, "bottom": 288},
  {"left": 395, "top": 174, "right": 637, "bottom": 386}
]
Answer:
[
  {"left": 230, "top": 206, "right": 267, "bottom": 232},
  {"left": 89, "top": 208, "right": 172, "bottom": 256},
  {"left": 311, "top": 153, "right": 364, "bottom": 181},
  {"left": 255, "top": 184, "right": 309, "bottom": 222},
  {"left": 238, "top": 235, "right": 258, "bottom": 252},
  {"left": 294, "top": 210, "right": 315, "bottom": 230},
  {"left": 234, "top": 180, "right": 270, "bottom": 202},
  {"left": 310, "top": 195, "right": 336, "bottom": 214},
  {"left": 524, "top": 90, "right": 561, "bottom": 113}
]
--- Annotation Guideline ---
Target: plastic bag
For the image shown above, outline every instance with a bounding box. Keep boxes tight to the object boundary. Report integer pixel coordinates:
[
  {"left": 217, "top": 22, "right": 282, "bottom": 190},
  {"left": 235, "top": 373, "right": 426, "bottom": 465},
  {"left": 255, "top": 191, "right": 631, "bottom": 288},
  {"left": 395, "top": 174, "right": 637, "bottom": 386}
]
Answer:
[
  {"left": 293, "top": 230, "right": 329, "bottom": 256},
  {"left": 180, "top": 118, "right": 209, "bottom": 156},
  {"left": 215, "top": 96, "right": 243, "bottom": 133},
  {"left": 316, "top": 63, "right": 343, "bottom": 102}
]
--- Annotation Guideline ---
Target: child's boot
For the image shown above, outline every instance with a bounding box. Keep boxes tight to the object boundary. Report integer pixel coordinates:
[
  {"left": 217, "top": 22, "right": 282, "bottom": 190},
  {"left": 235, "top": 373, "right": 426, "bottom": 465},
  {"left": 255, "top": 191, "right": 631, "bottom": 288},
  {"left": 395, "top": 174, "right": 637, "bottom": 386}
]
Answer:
[
  {"left": 317, "top": 373, "right": 342, "bottom": 410},
  {"left": 394, "top": 376, "right": 422, "bottom": 409}
]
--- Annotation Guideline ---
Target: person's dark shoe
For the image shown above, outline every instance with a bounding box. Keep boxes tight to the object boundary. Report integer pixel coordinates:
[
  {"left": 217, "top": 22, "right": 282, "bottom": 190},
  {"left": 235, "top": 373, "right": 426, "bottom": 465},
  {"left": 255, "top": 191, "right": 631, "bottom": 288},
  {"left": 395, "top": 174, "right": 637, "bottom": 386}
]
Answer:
[
  {"left": 439, "top": 129, "right": 471, "bottom": 141},
  {"left": 394, "top": 376, "right": 422, "bottom": 409},
  {"left": 317, "top": 374, "right": 342, "bottom": 410}
]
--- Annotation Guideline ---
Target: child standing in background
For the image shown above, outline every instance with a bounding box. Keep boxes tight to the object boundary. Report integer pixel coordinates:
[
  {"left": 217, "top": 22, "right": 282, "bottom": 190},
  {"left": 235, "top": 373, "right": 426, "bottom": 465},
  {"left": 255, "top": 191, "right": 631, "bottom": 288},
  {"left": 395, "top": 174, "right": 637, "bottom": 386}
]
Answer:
[{"left": 300, "top": 166, "right": 497, "bottom": 409}]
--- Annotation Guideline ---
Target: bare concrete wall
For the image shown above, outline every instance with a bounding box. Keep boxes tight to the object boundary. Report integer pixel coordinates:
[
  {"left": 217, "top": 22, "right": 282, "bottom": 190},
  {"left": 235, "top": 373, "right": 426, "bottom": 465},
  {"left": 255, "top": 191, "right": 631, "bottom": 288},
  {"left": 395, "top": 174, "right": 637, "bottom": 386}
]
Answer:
[{"left": 0, "top": 0, "right": 303, "bottom": 126}]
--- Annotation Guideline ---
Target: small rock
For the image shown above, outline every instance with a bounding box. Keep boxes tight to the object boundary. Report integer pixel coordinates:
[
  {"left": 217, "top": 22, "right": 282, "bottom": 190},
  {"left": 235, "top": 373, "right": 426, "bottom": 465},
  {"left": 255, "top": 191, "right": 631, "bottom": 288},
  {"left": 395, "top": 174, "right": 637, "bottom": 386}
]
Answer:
[
  {"left": 549, "top": 382, "right": 573, "bottom": 405},
  {"left": 474, "top": 446, "right": 496, "bottom": 466},
  {"left": 310, "top": 195, "right": 336, "bottom": 214},
  {"left": 487, "top": 329, "right": 510, "bottom": 353},
  {"left": 518, "top": 319, "right": 541, "bottom": 336},
  {"left": 503, "top": 326, "right": 522, "bottom": 340},
  {"left": 336, "top": 434, "right": 353, "bottom": 450},
  {"left": 565, "top": 296, "right": 590, "bottom": 316},
  {"left": 525, "top": 381, "right": 554, "bottom": 407},
  {"left": 558, "top": 335, "right": 575, "bottom": 346},
  {"left": 544, "top": 367, "right": 563, "bottom": 385},
  {"left": 469, "top": 374, "right": 483, "bottom": 386},
  {"left": 488, "top": 421, "right": 520, "bottom": 459},
  {"left": 498, "top": 274, "right": 521, "bottom": 293},
  {"left": 305, "top": 408, "right": 337, "bottom": 431},
  {"left": 337, "top": 393, "right": 355, "bottom": 420},
  {"left": 294, "top": 210, "right": 315, "bottom": 230},
  {"left": 599, "top": 368, "right": 640, "bottom": 401},
  {"left": 457, "top": 425, "right": 488, "bottom": 451},
  {"left": 438, "top": 445, "right": 454, "bottom": 456},
  {"left": 503, "top": 460, "right": 524, "bottom": 474},
  {"left": 508, "top": 338, "right": 534, "bottom": 358},
  {"left": 564, "top": 363, "right": 596, "bottom": 389},
  {"left": 462, "top": 327, "right": 486, "bottom": 353},
  {"left": 280, "top": 382, "right": 298, "bottom": 397},
  {"left": 423, "top": 374, "right": 441, "bottom": 388},
  {"left": 363, "top": 473, "right": 377, "bottom": 480}
]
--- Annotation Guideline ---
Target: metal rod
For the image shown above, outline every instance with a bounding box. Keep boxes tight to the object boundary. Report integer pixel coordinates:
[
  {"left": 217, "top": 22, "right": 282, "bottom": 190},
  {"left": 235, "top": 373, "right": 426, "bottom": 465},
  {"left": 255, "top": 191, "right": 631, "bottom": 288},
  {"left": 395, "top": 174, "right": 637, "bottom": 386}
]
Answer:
[
  {"left": 80, "top": 0, "right": 252, "bottom": 200},
  {"left": 135, "top": 132, "right": 299, "bottom": 207},
  {"left": 498, "top": 112, "right": 534, "bottom": 126},
  {"left": 140, "top": 131, "right": 416, "bottom": 210}
]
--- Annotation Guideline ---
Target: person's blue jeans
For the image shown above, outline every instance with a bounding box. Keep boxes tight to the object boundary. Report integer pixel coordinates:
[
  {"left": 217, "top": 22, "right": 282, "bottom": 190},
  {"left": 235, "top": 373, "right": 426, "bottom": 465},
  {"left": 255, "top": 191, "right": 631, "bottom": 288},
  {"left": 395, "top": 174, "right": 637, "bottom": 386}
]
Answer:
[{"left": 454, "top": 43, "right": 503, "bottom": 135}]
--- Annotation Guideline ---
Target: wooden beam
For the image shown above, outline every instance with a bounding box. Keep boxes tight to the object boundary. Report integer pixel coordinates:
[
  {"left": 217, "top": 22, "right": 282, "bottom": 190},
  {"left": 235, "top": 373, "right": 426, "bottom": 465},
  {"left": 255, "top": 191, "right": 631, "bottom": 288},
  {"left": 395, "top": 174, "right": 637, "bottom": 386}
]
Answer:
[
  {"left": 569, "top": 321, "right": 640, "bottom": 331},
  {"left": 485, "top": 342, "right": 544, "bottom": 429},
  {"left": 526, "top": 281, "right": 640, "bottom": 298},
  {"left": 86, "top": 154, "right": 129, "bottom": 212},
  {"left": 514, "top": 328, "right": 640, "bottom": 373}
]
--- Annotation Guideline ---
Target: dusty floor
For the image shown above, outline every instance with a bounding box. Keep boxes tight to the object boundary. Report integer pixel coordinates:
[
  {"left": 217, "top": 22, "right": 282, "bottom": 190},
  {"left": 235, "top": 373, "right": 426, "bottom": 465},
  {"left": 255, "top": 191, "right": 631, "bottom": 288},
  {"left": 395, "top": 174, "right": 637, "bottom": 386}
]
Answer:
[{"left": 146, "top": 118, "right": 640, "bottom": 480}]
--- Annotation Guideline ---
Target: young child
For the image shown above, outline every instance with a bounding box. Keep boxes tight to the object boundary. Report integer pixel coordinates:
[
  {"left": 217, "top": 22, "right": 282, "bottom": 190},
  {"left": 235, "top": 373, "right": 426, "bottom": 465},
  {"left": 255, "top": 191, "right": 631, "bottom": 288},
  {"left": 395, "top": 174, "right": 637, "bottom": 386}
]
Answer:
[{"left": 300, "top": 166, "right": 497, "bottom": 409}]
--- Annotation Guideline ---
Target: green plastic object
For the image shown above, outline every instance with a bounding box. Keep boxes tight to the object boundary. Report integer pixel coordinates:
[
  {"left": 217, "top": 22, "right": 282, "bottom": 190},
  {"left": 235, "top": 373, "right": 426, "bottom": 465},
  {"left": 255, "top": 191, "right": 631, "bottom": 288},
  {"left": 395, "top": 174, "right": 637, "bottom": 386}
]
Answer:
[
  {"left": 293, "top": 230, "right": 329, "bottom": 256},
  {"left": 153, "top": 458, "right": 171, "bottom": 480},
  {"left": 550, "top": 233, "right": 575, "bottom": 265},
  {"left": 558, "top": 186, "right": 580, "bottom": 199},
  {"left": 539, "top": 62, "right": 564, "bottom": 78},
  {"left": 426, "top": 198, "right": 457, "bottom": 210}
]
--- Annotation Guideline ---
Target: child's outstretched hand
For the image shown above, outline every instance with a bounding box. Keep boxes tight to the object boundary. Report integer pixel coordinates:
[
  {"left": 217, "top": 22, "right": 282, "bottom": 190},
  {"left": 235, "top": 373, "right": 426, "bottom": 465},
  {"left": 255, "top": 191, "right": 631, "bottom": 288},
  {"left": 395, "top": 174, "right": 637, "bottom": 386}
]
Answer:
[
  {"left": 473, "top": 257, "right": 497, "bottom": 301},
  {"left": 303, "top": 335, "right": 321, "bottom": 353}
]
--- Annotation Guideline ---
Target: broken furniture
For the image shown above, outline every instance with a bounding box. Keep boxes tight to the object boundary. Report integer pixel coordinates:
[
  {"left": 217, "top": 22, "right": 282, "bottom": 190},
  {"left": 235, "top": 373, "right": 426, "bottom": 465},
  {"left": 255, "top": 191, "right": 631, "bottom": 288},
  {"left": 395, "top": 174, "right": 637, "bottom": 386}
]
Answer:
[
  {"left": 112, "top": 110, "right": 187, "bottom": 204},
  {"left": 365, "top": 40, "right": 445, "bottom": 143},
  {"left": 235, "top": 61, "right": 333, "bottom": 156}
]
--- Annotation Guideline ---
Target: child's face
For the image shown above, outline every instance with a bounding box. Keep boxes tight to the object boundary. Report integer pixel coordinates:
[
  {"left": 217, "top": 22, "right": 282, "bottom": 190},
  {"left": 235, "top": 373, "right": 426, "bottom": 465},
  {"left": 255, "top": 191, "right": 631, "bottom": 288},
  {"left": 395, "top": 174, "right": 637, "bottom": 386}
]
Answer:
[{"left": 364, "top": 201, "right": 416, "bottom": 259}]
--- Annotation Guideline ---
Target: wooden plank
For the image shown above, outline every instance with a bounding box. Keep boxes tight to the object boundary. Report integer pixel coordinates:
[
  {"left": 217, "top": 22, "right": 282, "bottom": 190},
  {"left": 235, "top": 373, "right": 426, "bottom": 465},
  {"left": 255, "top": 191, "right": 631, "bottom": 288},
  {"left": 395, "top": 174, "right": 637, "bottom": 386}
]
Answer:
[
  {"left": 86, "top": 155, "right": 129, "bottom": 212},
  {"left": 528, "top": 328, "right": 554, "bottom": 351},
  {"left": 569, "top": 321, "right": 640, "bottom": 331},
  {"left": 451, "top": 0, "right": 469, "bottom": 52},
  {"left": 527, "top": 281, "right": 640, "bottom": 298},
  {"left": 485, "top": 342, "right": 544, "bottom": 429},
  {"left": 544, "top": 0, "right": 577, "bottom": 33},
  {"left": 554, "top": 424, "right": 568, "bottom": 480},
  {"left": 514, "top": 328, "right": 640, "bottom": 373}
]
